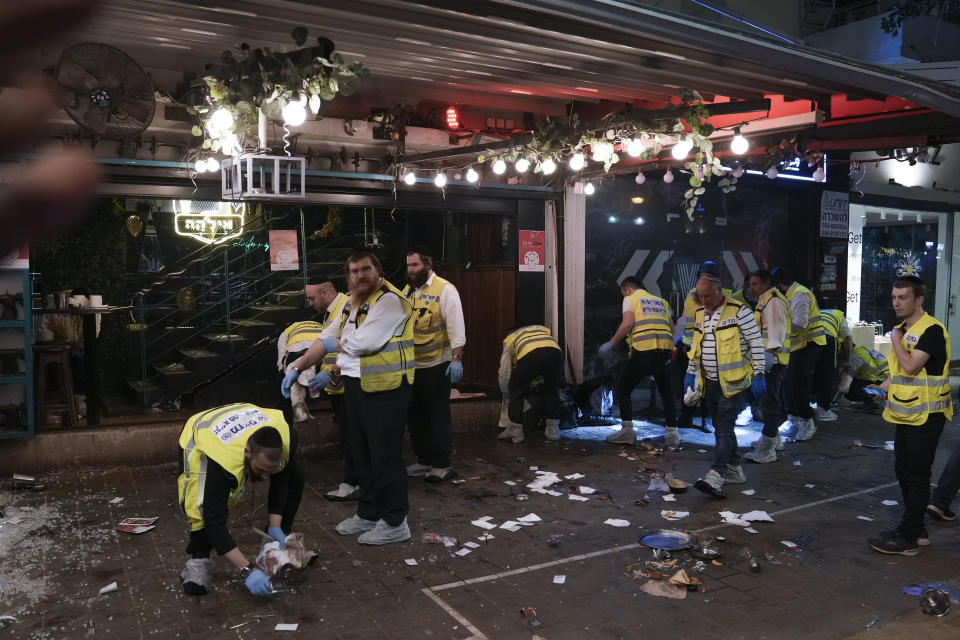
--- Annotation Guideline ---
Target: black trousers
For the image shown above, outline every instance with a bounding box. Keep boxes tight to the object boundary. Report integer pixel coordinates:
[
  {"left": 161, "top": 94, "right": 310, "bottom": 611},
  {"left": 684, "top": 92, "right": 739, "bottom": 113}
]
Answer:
[
  {"left": 407, "top": 362, "right": 453, "bottom": 468},
  {"left": 846, "top": 379, "right": 877, "bottom": 403},
  {"left": 330, "top": 394, "right": 359, "bottom": 486},
  {"left": 785, "top": 342, "right": 822, "bottom": 419},
  {"left": 672, "top": 346, "right": 697, "bottom": 425},
  {"left": 508, "top": 347, "right": 562, "bottom": 424},
  {"left": 344, "top": 376, "right": 412, "bottom": 527},
  {"left": 185, "top": 459, "right": 305, "bottom": 558},
  {"left": 616, "top": 348, "right": 675, "bottom": 426},
  {"left": 813, "top": 336, "right": 837, "bottom": 410},
  {"left": 760, "top": 363, "right": 787, "bottom": 438},
  {"left": 895, "top": 414, "right": 946, "bottom": 540}
]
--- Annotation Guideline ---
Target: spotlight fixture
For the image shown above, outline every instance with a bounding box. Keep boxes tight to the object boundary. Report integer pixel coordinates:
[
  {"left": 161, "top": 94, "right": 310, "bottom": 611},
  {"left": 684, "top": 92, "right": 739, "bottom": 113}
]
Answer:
[
  {"left": 569, "top": 152, "right": 585, "bottom": 171},
  {"left": 730, "top": 128, "right": 749, "bottom": 155},
  {"left": 630, "top": 196, "right": 644, "bottom": 204},
  {"left": 403, "top": 171, "right": 417, "bottom": 185},
  {"left": 434, "top": 172, "right": 447, "bottom": 188},
  {"left": 444, "top": 105, "right": 460, "bottom": 129}
]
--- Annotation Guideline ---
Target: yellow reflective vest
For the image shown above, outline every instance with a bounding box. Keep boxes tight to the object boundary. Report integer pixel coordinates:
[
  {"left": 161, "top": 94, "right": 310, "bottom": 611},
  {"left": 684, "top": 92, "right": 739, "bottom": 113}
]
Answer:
[
  {"left": 177, "top": 403, "right": 290, "bottom": 532},
  {"left": 754, "top": 288, "right": 792, "bottom": 366},
  {"left": 850, "top": 345, "right": 889, "bottom": 383},
  {"left": 690, "top": 299, "right": 753, "bottom": 398},
  {"left": 820, "top": 309, "right": 845, "bottom": 350},
  {"left": 504, "top": 325, "right": 560, "bottom": 366},
  {"left": 318, "top": 292, "right": 348, "bottom": 395},
  {"left": 785, "top": 283, "right": 827, "bottom": 351},
  {"left": 681, "top": 287, "right": 732, "bottom": 347},
  {"left": 338, "top": 280, "right": 415, "bottom": 393},
  {"left": 625, "top": 289, "right": 673, "bottom": 353},
  {"left": 883, "top": 313, "right": 953, "bottom": 425},
  {"left": 402, "top": 274, "right": 454, "bottom": 363}
]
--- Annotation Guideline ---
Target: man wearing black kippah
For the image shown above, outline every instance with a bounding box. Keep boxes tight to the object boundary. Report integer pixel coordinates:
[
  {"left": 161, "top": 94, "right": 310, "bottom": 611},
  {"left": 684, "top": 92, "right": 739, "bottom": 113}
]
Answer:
[{"left": 177, "top": 403, "right": 304, "bottom": 597}]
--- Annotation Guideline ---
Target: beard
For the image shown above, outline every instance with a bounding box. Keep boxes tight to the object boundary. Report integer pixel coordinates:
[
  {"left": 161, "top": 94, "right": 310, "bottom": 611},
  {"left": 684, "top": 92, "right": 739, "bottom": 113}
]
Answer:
[
  {"left": 407, "top": 270, "right": 428, "bottom": 288},
  {"left": 352, "top": 276, "right": 378, "bottom": 300}
]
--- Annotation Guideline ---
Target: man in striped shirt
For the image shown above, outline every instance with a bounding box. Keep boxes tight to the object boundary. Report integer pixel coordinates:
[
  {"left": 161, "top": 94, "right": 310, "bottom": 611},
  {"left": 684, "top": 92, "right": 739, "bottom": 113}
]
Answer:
[{"left": 685, "top": 263, "right": 766, "bottom": 498}]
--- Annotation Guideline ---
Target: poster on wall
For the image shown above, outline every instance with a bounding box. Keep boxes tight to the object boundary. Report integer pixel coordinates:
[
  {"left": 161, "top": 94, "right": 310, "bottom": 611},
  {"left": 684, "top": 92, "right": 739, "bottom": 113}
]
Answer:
[
  {"left": 820, "top": 191, "right": 849, "bottom": 239},
  {"left": 518, "top": 230, "right": 545, "bottom": 272},
  {"left": 0, "top": 246, "right": 29, "bottom": 269},
  {"left": 269, "top": 230, "right": 299, "bottom": 271}
]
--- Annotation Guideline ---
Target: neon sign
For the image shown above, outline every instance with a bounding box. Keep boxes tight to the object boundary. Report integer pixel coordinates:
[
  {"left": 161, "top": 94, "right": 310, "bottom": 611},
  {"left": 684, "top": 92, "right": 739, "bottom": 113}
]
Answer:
[{"left": 174, "top": 200, "right": 246, "bottom": 244}]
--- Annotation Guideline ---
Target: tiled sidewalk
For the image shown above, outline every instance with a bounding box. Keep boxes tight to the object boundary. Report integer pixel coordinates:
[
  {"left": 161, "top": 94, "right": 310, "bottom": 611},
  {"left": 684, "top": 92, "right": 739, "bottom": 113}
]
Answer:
[{"left": 3, "top": 408, "right": 960, "bottom": 639}]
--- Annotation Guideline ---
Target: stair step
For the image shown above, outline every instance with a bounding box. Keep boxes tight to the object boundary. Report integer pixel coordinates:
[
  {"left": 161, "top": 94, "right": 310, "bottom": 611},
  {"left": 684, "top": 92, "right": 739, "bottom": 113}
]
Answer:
[
  {"left": 178, "top": 348, "right": 221, "bottom": 359},
  {"left": 202, "top": 333, "right": 250, "bottom": 343},
  {"left": 231, "top": 318, "right": 275, "bottom": 328}
]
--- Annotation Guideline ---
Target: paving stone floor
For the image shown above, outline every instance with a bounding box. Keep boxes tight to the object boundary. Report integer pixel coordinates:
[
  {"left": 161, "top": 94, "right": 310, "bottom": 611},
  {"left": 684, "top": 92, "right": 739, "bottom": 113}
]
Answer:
[{"left": 3, "top": 404, "right": 960, "bottom": 639}]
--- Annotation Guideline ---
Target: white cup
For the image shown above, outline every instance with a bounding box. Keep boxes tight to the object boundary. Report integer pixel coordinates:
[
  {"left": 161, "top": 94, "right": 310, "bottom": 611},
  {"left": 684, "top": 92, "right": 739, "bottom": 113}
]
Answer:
[{"left": 89, "top": 295, "right": 103, "bottom": 308}]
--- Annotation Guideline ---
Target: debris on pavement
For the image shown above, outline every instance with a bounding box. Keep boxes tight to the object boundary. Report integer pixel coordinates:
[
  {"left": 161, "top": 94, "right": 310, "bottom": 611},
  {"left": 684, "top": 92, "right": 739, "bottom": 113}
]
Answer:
[
  {"left": 11, "top": 474, "right": 43, "bottom": 491},
  {"left": 553, "top": 575, "right": 566, "bottom": 584},
  {"left": 648, "top": 477, "right": 670, "bottom": 493},
  {"left": 454, "top": 548, "right": 472, "bottom": 556},
  {"left": 274, "top": 623, "right": 299, "bottom": 631},
  {"left": 521, "top": 607, "right": 537, "bottom": 618},
  {"left": 517, "top": 513, "right": 542, "bottom": 524},
  {"left": 404, "top": 558, "right": 418, "bottom": 566},
  {"left": 882, "top": 500, "right": 898, "bottom": 506},
  {"left": 471, "top": 516, "right": 498, "bottom": 530},
  {"left": 920, "top": 589, "right": 951, "bottom": 616},
  {"left": 857, "top": 515, "right": 874, "bottom": 521},
  {"left": 463, "top": 541, "right": 480, "bottom": 549},
  {"left": 804, "top": 483, "right": 816, "bottom": 488},
  {"left": 0, "top": 615, "right": 17, "bottom": 628},
  {"left": 98, "top": 582, "right": 118, "bottom": 595},
  {"left": 865, "top": 614, "right": 881, "bottom": 628},
  {"left": 256, "top": 532, "right": 319, "bottom": 580},
  {"left": 641, "top": 578, "right": 687, "bottom": 599},
  {"left": 569, "top": 494, "right": 589, "bottom": 501},
  {"left": 603, "top": 518, "right": 630, "bottom": 527},
  {"left": 741, "top": 489, "right": 756, "bottom": 496},
  {"left": 108, "top": 497, "right": 124, "bottom": 505},
  {"left": 115, "top": 517, "right": 157, "bottom": 534},
  {"left": 422, "top": 533, "right": 458, "bottom": 546},
  {"left": 661, "top": 510, "right": 689, "bottom": 521},
  {"left": 662, "top": 494, "right": 677, "bottom": 502}
]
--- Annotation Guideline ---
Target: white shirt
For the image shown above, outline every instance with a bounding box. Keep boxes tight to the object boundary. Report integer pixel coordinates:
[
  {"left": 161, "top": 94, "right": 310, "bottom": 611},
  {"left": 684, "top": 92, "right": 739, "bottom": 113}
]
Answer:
[
  {"left": 319, "top": 281, "right": 409, "bottom": 378},
  {"left": 687, "top": 300, "right": 765, "bottom": 380},
  {"left": 409, "top": 272, "right": 466, "bottom": 369},
  {"left": 758, "top": 288, "right": 788, "bottom": 352},
  {"left": 787, "top": 283, "right": 811, "bottom": 328}
]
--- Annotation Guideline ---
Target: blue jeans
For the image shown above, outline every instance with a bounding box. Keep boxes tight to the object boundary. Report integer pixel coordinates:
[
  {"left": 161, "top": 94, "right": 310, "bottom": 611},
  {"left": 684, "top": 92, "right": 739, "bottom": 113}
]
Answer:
[
  {"left": 931, "top": 438, "right": 960, "bottom": 512},
  {"left": 705, "top": 379, "right": 744, "bottom": 473}
]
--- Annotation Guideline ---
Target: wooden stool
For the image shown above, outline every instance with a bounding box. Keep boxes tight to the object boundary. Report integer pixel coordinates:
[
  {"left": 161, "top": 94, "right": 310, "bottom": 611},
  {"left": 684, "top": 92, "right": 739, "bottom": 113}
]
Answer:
[{"left": 34, "top": 344, "right": 80, "bottom": 428}]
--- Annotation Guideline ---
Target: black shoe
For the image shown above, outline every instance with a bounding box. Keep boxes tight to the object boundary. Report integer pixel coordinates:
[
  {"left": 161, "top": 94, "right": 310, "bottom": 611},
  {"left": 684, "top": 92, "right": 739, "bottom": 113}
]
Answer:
[
  {"left": 694, "top": 479, "right": 726, "bottom": 499},
  {"left": 927, "top": 504, "right": 956, "bottom": 522},
  {"left": 880, "top": 527, "right": 929, "bottom": 546},
  {"left": 182, "top": 580, "right": 208, "bottom": 596},
  {"left": 868, "top": 534, "right": 918, "bottom": 556}
]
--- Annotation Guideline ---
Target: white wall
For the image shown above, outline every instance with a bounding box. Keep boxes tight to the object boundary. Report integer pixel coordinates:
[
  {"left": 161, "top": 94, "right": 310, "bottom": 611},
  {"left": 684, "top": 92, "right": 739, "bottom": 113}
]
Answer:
[{"left": 852, "top": 144, "right": 960, "bottom": 207}]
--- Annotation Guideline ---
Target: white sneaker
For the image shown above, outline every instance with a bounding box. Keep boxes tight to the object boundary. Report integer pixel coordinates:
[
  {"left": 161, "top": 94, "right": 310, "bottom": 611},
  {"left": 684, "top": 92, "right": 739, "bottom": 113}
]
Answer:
[
  {"left": 779, "top": 415, "right": 799, "bottom": 437},
  {"left": 498, "top": 425, "right": 524, "bottom": 444},
  {"left": 357, "top": 517, "right": 412, "bottom": 545},
  {"left": 735, "top": 406, "right": 754, "bottom": 426},
  {"left": 796, "top": 417, "right": 817, "bottom": 441},
  {"left": 814, "top": 407, "right": 838, "bottom": 422},
  {"left": 335, "top": 514, "right": 378, "bottom": 535},
  {"left": 664, "top": 426, "right": 681, "bottom": 449},
  {"left": 607, "top": 420, "right": 636, "bottom": 445},
  {"left": 744, "top": 435, "right": 778, "bottom": 463},
  {"left": 325, "top": 483, "right": 360, "bottom": 501},
  {"left": 544, "top": 419, "right": 561, "bottom": 441},
  {"left": 722, "top": 464, "right": 747, "bottom": 484}
]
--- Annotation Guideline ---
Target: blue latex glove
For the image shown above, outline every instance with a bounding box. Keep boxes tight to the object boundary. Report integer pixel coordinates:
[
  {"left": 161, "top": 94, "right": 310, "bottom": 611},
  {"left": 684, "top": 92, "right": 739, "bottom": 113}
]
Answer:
[
  {"left": 446, "top": 360, "right": 463, "bottom": 384},
  {"left": 751, "top": 376, "right": 766, "bottom": 398},
  {"left": 307, "top": 370, "right": 331, "bottom": 392},
  {"left": 245, "top": 568, "right": 272, "bottom": 597},
  {"left": 280, "top": 369, "right": 298, "bottom": 399},
  {"left": 267, "top": 526, "right": 287, "bottom": 548},
  {"left": 321, "top": 337, "right": 338, "bottom": 353},
  {"left": 683, "top": 372, "right": 697, "bottom": 394},
  {"left": 598, "top": 342, "right": 613, "bottom": 358}
]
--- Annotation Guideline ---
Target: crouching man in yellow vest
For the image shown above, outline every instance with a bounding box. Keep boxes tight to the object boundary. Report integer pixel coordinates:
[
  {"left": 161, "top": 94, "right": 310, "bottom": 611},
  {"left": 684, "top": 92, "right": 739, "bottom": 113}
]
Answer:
[
  {"left": 497, "top": 325, "right": 564, "bottom": 443},
  {"left": 177, "top": 403, "right": 303, "bottom": 597},
  {"left": 685, "top": 268, "right": 766, "bottom": 498},
  {"left": 598, "top": 276, "right": 677, "bottom": 448},
  {"left": 867, "top": 276, "right": 952, "bottom": 556},
  {"left": 282, "top": 250, "right": 415, "bottom": 545}
]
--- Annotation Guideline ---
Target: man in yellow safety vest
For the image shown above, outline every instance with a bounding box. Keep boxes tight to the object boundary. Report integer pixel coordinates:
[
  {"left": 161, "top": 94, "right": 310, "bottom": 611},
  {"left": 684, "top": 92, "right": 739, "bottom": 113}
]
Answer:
[
  {"left": 867, "top": 276, "right": 951, "bottom": 556},
  {"left": 497, "top": 325, "right": 564, "bottom": 443},
  {"left": 811, "top": 308, "right": 851, "bottom": 422}
]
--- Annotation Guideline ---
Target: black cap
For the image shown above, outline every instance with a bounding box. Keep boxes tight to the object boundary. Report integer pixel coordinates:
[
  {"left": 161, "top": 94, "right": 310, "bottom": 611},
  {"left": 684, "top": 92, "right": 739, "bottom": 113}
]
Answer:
[
  {"left": 771, "top": 266, "right": 787, "bottom": 286},
  {"left": 697, "top": 260, "right": 721, "bottom": 282}
]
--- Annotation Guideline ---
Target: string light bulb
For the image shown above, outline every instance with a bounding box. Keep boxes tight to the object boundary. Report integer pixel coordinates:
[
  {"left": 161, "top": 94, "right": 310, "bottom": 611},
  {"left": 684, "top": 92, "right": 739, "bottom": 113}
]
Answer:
[
  {"left": 765, "top": 166, "right": 778, "bottom": 180},
  {"left": 193, "top": 159, "right": 207, "bottom": 173},
  {"left": 671, "top": 138, "right": 693, "bottom": 160},
  {"left": 515, "top": 157, "right": 530, "bottom": 173},
  {"left": 730, "top": 128, "right": 749, "bottom": 155},
  {"left": 812, "top": 165, "right": 825, "bottom": 182},
  {"left": 635, "top": 170, "right": 646, "bottom": 185},
  {"left": 466, "top": 167, "right": 479, "bottom": 183},
  {"left": 626, "top": 138, "right": 644, "bottom": 157},
  {"left": 210, "top": 107, "right": 234, "bottom": 131},
  {"left": 205, "top": 157, "right": 220, "bottom": 172},
  {"left": 583, "top": 182, "right": 595, "bottom": 195},
  {"left": 569, "top": 152, "right": 585, "bottom": 171},
  {"left": 663, "top": 167, "right": 675, "bottom": 183},
  {"left": 403, "top": 171, "right": 417, "bottom": 185},
  {"left": 492, "top": 158, "right": 506, "bottom": 174},
  {"left": 282, "top": 96, "right": 307, "bottom": 126},
  {"left": 541, "top": 157, "right": 557, "bottom": 175},
  {"left": 434, "top": 172, "right": 447, "bottom": 188}
]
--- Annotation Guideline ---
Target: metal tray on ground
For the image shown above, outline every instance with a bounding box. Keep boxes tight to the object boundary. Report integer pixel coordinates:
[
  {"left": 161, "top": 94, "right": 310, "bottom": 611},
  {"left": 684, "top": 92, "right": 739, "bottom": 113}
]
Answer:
[{"left": 637, "top": 529, "right": 696, "bottom": 551}]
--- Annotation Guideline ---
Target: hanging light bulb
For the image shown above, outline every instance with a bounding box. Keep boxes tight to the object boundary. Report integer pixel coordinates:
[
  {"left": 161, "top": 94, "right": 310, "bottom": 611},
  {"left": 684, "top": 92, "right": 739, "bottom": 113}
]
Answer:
[
  {"left": 541, "top": 157, "right": 557, "bottom": 175},
  {"left": 765, "top": 166, "right": 778, "bottom": 180},
  {"left": 210, "top": 107, "right": 234, "bottom": 132},
  {"left": 671, "top": 138, "right": 693, "bottom": 160},
  {"left": 205, "top": 157, "right": 220, "bottom": 172},
  {"left": 466, "top": 167, "right": 479, "bottom": 183},
  {"left": 569, "top": 152, "right": 585, "bottom": 171},
  {"left": 515, "top": 157, "right": 530, "bottom": 173},
  {"left": 282, "top": 97, "right": 307, "bottom": 126},
  {"left": 492, "top": 158, "right": 507, "bottom": 175},
  {"left": 732, "top": 164, "right": 745, "bottom": 178},
  {"left": 730, "top": 128, "right": 749, "bottom": 155},
  {"left": 591, "top": 141, "right": 614, "bottom": 163},
  {"left": 583, "top": 182, "right": 595, "bottom": 195},
  {"left": 663, "top": 167, "right": 675, "bottom": 183},
  {"left": 193, "top": 159, "right": 207, "bottom": 173},
  {"left": 812, "top": 165, "right": 825, "bottom": 182},
  {"left": 626, "top": 137, "right": 644, "bottom": 158},
  {"left": 434, "top": 172, "right": 447, "bottom": 188},
  {"left": 403, "top": 171, "right": 417, "bottom": 185},
  {"left": 634, "top": 170, "right": 646, "bottom": 185}
]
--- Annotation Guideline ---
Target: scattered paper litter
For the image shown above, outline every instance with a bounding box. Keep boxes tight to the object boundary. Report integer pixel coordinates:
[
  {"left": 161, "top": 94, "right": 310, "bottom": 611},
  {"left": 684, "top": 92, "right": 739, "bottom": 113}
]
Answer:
[
  {"left": 404, "top": 558, "right": 418, "bottom": 566},
  {"left": 804, "top": 484, "right": 815, "bottom": 488},
  {"left": 471, "top": 517, "right": 498, "bottom": 530},
  {"left": 463, "top": 541, "right": 480, "bottom": 549},
  {"left": 792, "top": 461, "right": 802, "bottom": 466},
  {"left": 544, "top": 490, "right": 562, "bottom": 496},
  {"left": 648, "top": 477, "right": 670, "bottom": 493},
  {"left": 618, "top": 452, "right": 628, "bottom": 457},
  {"left": 742, "top": 510, "right": 774, "bottom": 522},
  {"left": 741, "top": 489, "right": 756, "bottom": 496},
  {"left": 697, "top": 449, "right": 707, "bottom": 454},
  {"left": 499, "top": 521, "right": 523, "bottom": 532},
  {"left": 578, "top": 486, "right": 596, "bottom": 494},
  {"left": 553, "top": 575, "right": 566, "bottom": 584},
  {"left": 275, "top": 623, "right": 299, "bottom": 631},
  {"left": 568, "top": 494, "right": 589, "bottom": 502},
  {"left": 529, "top": 466, "right": 538, "bottom": 471},
  {"left": 641, "top": 579, "right": 687, "bottom": 599},
  {"left": 528, "top": 470, "right": 564, "bottom": 493},
  {"left": 4, "top": 517, "right": 22, "bottom": 525},
  {"left": 744, "top": 527, "right": 759, "bottom": 534},
  {"left": 884, "top": 441, "right": 894, "bottom": 451},
  {"left": 115, "top": 516, "right": 158, "bottom": 535},
  {"left": 517, "top": 513, "right": 542, "bottom": 523},
  {"left": 661, "top": 510, "right": 689, "bottom": 521},
  {"left": 451, "top": 479, "right": 465, "bottom": 484},
  {"left": 504, "top": 480, "right": 517, "bottom": 486},
  {"left": 108, "top": 497, "right": 124, "bottom": 505},
  {"left": 857, "top": 515, "right": 874, "bottom": 521},
  {"left": 662, "top": 494, "right": 677, "bottom": 502},
  {"left": 882, "top": 500, "right": 899, "bottom": 506},
  {"left": 603, "top": 518, "right": 630, "bottom": 527},
  {"left": 477, "top": 534, "right": 494, "bottom": 541},
  {"left": 565, "top": 473, "right": 585, "bottom": 480},
  {"left": 99, "top": 582, "right": 118, "bottom": 595},
  {"left": 455, "top": 548, "right": 472, "bottom": 556},
  {"left": 781, "top": 540, "right": 799, "bottom": 549}
]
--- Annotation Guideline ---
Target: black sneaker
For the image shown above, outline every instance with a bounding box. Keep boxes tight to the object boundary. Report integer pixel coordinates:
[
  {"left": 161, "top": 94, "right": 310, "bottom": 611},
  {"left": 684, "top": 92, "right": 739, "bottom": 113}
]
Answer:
[
  {"left": 880, "top": 527, "right": 929, "bottom": 547},
  {"left": 927, "top": 504, "right": 956, "bottom": 522},
  {"left": 868, "top": 535, "right": 919, "bottom": 556}
]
